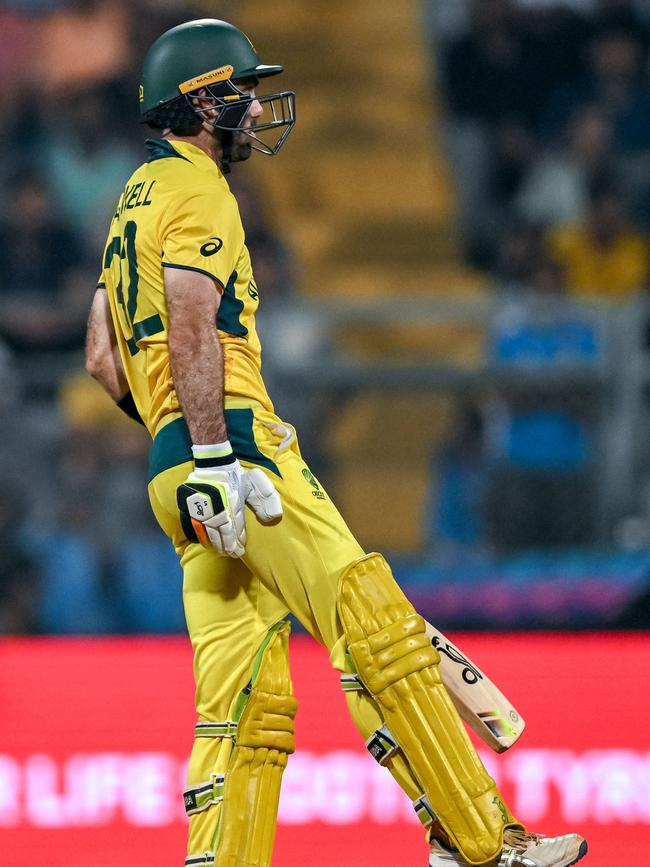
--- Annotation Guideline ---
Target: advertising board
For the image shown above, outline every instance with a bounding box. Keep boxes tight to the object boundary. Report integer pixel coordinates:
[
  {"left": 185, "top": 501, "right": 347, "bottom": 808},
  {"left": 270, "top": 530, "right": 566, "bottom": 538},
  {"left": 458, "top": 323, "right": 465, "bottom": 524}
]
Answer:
[{"left": 0, "top": 634, "right": 647, "bottom": 866}]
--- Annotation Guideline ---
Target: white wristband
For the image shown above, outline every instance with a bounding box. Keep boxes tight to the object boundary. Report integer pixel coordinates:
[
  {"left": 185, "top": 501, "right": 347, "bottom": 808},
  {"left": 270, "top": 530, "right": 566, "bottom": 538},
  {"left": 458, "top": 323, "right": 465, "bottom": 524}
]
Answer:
[{"left": 192, "top": 441, "right": 235, "bottom": 469}]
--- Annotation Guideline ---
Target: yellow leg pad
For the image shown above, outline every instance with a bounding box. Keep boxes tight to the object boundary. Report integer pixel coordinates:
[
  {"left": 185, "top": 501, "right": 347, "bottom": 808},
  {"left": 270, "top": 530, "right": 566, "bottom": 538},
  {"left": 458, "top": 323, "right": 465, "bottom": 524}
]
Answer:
[
  {"left": 338, "top": 554, "right": 511, "bottom": 866},
  {"left": 215, "top": 621, "right": 297, "bottom": 867}
]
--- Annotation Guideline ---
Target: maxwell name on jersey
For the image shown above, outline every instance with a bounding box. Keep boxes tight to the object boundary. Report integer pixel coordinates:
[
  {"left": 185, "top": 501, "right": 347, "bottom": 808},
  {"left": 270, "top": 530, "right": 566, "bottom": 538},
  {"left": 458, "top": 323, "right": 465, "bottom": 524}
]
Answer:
[{"left": 114, "top": 180, "right": 156, "bottom": 217}]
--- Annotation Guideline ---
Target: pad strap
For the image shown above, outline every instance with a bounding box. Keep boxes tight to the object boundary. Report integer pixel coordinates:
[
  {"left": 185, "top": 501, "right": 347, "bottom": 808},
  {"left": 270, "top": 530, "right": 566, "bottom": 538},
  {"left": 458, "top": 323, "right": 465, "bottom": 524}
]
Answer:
[
  {"left": 183, "top": 774, "right": 225, "bottom": 816},
  {"left": 413, "top": 793, "right": 438, "bottom": 827},
  {"left": 195, "top": 720, "right": 238, "bottom": 738},
  {"left": 185, "top": 853, "right": 215, "bottom": 866},
  {"left": 365, "top": 724, "right": 400, "bottom": 766},
  {"left": 340, "top": 673, "right": 365, "bottom": 693}
]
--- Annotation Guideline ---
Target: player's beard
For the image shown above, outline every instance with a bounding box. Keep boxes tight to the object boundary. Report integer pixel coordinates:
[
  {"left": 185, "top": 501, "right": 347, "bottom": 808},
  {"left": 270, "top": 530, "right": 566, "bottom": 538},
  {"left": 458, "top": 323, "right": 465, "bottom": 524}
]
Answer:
[{"left": 229, "top": 128, "right": 254, "bottom": 163}]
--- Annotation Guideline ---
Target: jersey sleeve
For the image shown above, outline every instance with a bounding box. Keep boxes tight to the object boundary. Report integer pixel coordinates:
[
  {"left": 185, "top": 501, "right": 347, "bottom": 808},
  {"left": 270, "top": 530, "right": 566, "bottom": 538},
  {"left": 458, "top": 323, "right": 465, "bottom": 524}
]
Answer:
[{"left": 160, "top": 190, "right": 240, "bottom": 291}]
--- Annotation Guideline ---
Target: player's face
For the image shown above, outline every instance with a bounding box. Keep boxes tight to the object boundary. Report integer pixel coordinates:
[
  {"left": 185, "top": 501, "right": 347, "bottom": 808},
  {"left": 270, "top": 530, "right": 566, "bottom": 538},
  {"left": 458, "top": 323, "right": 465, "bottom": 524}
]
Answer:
[{"left": 230, "top": 79, "right": 262, "bottom": 163}]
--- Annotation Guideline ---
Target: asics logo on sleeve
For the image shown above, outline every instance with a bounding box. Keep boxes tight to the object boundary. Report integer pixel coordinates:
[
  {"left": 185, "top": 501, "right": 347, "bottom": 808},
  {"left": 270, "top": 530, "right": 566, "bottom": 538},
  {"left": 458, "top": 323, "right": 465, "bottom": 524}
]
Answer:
[{"left": 200, "top": 237, "right": 223, "bottom": 256}]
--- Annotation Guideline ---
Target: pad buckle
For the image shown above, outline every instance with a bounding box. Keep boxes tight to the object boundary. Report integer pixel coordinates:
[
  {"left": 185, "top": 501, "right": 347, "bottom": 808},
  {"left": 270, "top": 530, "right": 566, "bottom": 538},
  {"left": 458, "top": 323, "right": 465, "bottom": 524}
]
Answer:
[
  {"left": 185, "top": 853, "right": 215, "bottom": 866},
  {"left": 413, "top": 793, "right": 438, "bottom": 827},
  {"left": 195, "top": 719, "right": 238, "bottom": 738},
  {"left": 340, "top": 673, "right": 364, "bottom": 693},
  {"left": 365, "top": 724, "right": 400, "bottom": 766},
  {"left": 183, "top": 774, "right": 225, "bottom": 815}
]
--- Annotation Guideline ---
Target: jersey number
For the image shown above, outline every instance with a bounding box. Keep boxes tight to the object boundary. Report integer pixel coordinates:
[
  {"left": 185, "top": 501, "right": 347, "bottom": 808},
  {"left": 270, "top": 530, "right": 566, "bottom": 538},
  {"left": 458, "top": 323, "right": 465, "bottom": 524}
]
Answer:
[{"left": 104, "top": 220, "right": 163, "bottom": 356}]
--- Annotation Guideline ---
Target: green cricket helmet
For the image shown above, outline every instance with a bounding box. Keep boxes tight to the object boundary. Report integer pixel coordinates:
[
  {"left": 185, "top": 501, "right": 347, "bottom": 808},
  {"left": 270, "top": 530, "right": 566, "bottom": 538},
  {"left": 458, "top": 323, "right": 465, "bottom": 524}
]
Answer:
[{"left": 139, "top": 19, "right": 295, "bottom": 157}]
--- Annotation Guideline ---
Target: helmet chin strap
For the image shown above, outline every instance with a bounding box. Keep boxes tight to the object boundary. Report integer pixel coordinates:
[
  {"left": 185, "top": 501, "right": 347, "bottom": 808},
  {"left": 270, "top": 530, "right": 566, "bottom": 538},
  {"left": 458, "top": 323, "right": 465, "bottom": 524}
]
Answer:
[
  {"left": 200, "top": 118, "right": 233, "bottom": 174},
  {"left": 219, "top": 130, "right": 233, "bottom": 175}
]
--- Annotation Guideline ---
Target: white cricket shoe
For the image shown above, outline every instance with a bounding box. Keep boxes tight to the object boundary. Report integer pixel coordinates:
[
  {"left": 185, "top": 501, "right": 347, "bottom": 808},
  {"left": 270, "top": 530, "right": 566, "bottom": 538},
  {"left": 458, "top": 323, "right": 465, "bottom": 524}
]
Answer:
[{"left": 429, "top": 828, "right": 588, "bottom": 867}]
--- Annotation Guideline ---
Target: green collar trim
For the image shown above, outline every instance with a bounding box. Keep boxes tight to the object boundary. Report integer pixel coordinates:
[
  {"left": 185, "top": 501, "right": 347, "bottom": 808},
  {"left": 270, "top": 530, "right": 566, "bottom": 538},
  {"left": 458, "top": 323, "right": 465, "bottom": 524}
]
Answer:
[
  {"left": 144, "top": 138, "right": 190, "bottom": 163},
  {"left": 145, "top": 138, "right": 224, "bottom": 178}
]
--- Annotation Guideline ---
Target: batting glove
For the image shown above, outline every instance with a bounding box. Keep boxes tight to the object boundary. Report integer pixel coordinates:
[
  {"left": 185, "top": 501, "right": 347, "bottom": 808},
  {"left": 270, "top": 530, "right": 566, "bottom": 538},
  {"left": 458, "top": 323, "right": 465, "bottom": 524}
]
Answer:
[{"left": 177, "top": 441, "right": 282, "bottom": 557}]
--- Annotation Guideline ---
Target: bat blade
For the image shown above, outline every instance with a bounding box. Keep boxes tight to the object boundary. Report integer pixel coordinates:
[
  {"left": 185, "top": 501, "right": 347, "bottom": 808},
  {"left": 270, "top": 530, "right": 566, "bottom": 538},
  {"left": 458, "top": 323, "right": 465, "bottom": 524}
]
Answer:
[{"left": 425, "top": 622, "right": 525, "bottom": 753}]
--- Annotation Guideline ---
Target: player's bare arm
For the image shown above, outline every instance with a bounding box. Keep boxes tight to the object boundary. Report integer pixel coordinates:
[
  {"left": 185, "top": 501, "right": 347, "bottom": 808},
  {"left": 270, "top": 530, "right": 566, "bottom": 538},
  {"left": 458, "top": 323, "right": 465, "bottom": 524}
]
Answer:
[
  {"left": 166, "top": 267, "right": 227, "bottom": 444},
  {"left": 168, "top": 266, "right": 282, "bottom": 557},
  {"left": 85, "top": 286, "right": 128, "bottom": 401}
]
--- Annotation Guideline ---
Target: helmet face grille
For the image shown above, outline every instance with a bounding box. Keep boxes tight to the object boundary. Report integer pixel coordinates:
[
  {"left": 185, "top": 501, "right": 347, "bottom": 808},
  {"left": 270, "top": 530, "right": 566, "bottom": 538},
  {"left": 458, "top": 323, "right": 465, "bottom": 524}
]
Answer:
[
  {"left": 186, "top": 85, "right": 296, "bottom": 156},
  {"left": 241, "top": 91, "right": 296, "bottom": 156}
]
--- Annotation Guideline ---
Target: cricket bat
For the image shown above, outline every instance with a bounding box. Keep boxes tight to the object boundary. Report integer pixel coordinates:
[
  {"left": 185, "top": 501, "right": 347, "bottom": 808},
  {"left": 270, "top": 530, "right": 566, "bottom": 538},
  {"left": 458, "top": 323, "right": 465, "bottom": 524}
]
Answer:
[{"left": 425, "top": 621, "right": 525, "bottom": 753}]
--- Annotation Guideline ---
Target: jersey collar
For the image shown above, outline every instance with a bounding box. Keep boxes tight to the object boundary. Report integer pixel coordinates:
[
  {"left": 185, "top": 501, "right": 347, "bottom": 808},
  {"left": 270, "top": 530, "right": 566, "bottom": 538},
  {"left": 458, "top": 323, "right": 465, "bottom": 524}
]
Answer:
[{"left": 145, "top": 138, "right": 223, "bottom": 177}]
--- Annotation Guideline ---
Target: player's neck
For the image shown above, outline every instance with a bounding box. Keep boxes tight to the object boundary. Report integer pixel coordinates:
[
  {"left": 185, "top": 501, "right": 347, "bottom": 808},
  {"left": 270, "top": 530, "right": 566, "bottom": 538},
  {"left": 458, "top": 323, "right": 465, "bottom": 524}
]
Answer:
[{"left": 164, "top": 128, "right": 222, "bottom": 165}]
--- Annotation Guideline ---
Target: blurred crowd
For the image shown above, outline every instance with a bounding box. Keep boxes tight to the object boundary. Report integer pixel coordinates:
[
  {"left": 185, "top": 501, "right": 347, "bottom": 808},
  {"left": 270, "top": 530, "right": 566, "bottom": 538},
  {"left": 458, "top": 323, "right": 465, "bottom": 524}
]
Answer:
[
  {"left": 426, "top": 0, "right": 650, "bottom": 585},
  {"left": 435, "top": 0, "right": 650, "bottom": 292}
]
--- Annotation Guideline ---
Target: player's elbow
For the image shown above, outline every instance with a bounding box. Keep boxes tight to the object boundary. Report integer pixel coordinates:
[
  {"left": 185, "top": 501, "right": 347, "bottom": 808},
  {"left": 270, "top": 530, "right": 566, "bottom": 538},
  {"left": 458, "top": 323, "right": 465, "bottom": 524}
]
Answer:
[
  {"left": 85, "top": 330, "right": 110, "bottom": 380},
  {"left": 85, "top": 345, "right": 102, "bottom": 380},
  {"left": 85, "top": 343, "right": 111, "bottom": 389}
]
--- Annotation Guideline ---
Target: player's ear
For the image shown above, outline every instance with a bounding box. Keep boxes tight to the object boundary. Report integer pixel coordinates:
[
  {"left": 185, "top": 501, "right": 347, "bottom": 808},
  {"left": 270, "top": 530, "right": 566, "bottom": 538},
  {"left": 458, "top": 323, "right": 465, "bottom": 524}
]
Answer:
[{"left": 191, "top": 87, "right": 218, "bottom": 118}]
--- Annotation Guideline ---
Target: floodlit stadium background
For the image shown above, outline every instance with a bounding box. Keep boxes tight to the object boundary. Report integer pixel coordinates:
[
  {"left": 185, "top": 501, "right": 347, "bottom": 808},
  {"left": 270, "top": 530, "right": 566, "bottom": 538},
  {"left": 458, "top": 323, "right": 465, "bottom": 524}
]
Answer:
[{"left": 1, "top": 1, "right": 650, "bottom": 865}]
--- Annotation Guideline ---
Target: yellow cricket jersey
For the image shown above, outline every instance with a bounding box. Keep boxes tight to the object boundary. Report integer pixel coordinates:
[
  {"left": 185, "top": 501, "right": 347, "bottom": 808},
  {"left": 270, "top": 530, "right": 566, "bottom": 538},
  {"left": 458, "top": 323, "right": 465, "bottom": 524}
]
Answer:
[
  {"left": 98, "top": 138, "right": 273, "bottom": 439},
  {"left": 548, "top": 224, "right": 650, "bottom": 300}
]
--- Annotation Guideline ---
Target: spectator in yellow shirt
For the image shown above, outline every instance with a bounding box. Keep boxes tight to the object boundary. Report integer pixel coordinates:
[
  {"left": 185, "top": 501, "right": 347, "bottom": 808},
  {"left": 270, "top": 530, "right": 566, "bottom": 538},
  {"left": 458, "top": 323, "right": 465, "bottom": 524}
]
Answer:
[{"left": 548, "top": 181, "right": 650, "bottom": 300}]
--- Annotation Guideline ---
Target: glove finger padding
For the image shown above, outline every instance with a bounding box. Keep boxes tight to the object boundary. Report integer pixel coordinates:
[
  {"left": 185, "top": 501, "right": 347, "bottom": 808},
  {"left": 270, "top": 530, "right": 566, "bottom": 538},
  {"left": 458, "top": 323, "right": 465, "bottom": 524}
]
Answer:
[
  {"left": 244, "top": 468, "right": 283, "bottom": 524},
  {"left": 204, "top": 505, "right": 246, "bottom": 557}
]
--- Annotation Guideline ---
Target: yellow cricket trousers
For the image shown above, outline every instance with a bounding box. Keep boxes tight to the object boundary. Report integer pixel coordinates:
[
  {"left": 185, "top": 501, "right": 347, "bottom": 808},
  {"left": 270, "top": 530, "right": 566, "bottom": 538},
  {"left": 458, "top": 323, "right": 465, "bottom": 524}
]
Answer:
[
  {"left": 147, "top": 403, "right": 368, "bottom": 858},
  {"left": 147, "top": 404, "right": 514, "bottom": 863}
]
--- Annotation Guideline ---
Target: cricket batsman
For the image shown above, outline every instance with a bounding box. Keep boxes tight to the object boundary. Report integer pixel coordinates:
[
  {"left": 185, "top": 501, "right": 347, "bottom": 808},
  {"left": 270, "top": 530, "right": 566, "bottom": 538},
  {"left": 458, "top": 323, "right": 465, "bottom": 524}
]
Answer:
[{"left": 86, "top": 18, "right": 588, "bottom": 867}]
